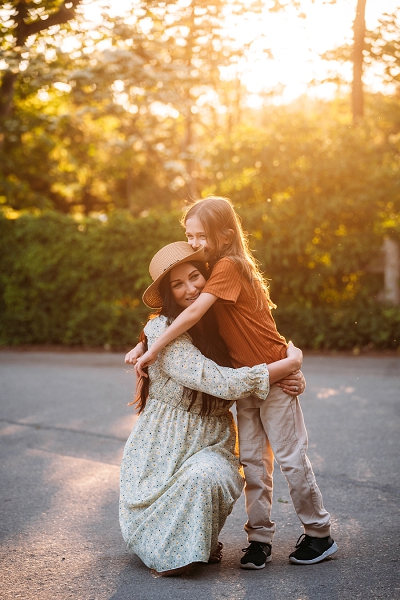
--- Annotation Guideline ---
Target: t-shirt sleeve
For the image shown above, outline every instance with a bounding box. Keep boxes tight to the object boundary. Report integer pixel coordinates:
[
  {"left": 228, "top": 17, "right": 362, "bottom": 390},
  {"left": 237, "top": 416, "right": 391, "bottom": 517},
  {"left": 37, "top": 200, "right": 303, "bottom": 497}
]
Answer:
[{"left": 202, "top": 258, "right": 242, "bottom": 303}]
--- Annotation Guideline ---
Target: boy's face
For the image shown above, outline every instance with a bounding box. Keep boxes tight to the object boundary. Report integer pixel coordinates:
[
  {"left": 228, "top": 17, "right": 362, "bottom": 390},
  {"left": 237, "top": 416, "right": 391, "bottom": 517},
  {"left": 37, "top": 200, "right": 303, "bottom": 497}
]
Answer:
[{"left": 185, "top": 216, "right": 213, "bottom": 261}]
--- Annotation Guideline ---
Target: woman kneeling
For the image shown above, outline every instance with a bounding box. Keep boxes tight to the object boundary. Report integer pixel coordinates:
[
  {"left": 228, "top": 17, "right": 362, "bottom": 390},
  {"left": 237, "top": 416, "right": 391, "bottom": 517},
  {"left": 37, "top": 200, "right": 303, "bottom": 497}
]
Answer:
[{"left": 119, "top": 242, "right": 302, "bottom": 576}]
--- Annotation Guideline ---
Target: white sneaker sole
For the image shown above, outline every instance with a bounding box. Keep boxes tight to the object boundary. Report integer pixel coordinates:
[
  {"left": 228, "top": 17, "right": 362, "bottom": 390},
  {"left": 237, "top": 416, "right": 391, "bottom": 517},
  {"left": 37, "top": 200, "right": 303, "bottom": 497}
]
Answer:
[
  {"left": 240, "top": 555, "right": 272, "bottom": 569},
  {"left": 289, "top": 541, "right": 338, "bottom": 565}
]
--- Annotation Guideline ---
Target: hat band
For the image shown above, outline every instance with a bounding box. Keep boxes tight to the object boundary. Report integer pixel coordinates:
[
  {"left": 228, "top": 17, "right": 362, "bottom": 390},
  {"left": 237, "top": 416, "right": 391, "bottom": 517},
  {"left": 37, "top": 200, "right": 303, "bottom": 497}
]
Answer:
[{"left": 162, "top": 257, "right": 185, "bottom": 273}]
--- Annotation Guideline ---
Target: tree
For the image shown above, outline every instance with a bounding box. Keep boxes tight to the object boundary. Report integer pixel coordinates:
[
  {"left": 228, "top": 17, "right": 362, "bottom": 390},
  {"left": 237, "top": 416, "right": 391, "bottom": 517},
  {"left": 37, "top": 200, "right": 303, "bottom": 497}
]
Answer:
[
  {"left": 0, "top": 0, "right": 276, "bottom": 214},
  {"left": 365, "top": 8, "right": 400, "bottom": 90},
  {"left": 0, "top": 0, "right": 185, "bottom": 213},
  {"left": 0, "top": 0, "right": 82, "bottom": 120},
  {"left": 352, "top": 0, "right": 367, "bottom": 121},
  {"left": 321, "top": 1, "right": 400, "bottom": 123}
]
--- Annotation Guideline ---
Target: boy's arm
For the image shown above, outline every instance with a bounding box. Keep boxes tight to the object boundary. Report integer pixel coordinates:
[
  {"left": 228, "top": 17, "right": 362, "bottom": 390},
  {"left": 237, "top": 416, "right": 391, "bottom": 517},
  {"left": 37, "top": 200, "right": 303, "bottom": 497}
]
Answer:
[{"left": 135, "top": 292, "right": 217, "bottom": 377}]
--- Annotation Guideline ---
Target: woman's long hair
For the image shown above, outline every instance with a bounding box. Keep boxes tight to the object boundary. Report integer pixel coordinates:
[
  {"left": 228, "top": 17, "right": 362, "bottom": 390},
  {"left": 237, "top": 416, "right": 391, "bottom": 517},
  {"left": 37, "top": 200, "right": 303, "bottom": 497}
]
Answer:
[
  {"left": 133, "top": 261, "right": 232, "bottom": 416},
  {"left": 182, "top": 196, "right": 276, "bottom": 309}
]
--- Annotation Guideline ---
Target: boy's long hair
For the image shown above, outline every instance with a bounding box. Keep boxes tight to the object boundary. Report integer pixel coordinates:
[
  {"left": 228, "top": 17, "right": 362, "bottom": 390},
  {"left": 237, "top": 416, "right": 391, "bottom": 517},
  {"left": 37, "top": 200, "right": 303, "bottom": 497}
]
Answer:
[
  {"left": 133, "top": 261, "right": 232, "bottom": 416},
  {"left": 182, "top": 196, "right": 275, "bottom": 309}
]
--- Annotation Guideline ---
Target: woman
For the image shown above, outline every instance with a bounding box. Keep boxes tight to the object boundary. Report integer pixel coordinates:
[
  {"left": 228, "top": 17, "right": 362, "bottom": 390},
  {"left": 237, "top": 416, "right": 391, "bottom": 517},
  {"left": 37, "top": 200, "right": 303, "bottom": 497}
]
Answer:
[{"left": 120, "top": 242, "right": 303, "bottom": 576}]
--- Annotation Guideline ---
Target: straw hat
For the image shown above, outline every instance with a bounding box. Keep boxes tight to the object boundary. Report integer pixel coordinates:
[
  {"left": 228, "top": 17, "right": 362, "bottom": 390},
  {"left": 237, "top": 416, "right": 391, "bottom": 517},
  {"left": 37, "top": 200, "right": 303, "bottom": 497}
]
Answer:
[{"left": 142, "top": 241, "right": 205, "bottom": 308}]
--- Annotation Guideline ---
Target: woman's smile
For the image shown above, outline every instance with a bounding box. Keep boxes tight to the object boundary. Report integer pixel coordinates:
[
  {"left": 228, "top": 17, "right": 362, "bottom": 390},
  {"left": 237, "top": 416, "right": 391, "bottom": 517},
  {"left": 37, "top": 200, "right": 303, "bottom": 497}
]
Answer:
[{"left": 186, "top": 292, "right": 200, "bottom": 302}]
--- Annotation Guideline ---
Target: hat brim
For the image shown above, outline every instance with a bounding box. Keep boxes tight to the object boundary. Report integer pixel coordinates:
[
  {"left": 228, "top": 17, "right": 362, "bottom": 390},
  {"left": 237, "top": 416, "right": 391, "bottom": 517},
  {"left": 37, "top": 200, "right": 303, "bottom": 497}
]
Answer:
[{"left": 142, "top": 246, "right": 206, "bottom": 308}]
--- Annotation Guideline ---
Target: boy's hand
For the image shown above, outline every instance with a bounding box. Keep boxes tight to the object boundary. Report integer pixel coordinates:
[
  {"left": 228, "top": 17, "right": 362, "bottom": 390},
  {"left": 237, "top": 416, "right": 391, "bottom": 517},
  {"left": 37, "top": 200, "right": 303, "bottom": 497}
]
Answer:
[
  {"left": 125, "top": 342, "right": 145, "bottom": 365},
  {"left": 134, "top": 349, "right": 158, "bottom": 378},
  {"left": 276, "top": 370, "right": 306, "bottom": 396},
  {"left": 286, "top": 341, "right": 303, "bottom": 370}
]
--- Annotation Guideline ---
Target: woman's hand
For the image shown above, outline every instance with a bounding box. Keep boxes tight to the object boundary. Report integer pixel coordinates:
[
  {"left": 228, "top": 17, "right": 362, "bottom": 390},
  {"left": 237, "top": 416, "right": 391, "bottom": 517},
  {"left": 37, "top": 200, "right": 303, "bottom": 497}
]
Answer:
[
  {"left": 286, "top": 341, "right": 303, "bottom": 371},
  {"left": 125, "top": 342, "right": 145, "bottom": 365},
  {"left": 276, "top": 370, "right": 306, "bottom": 397},
  {"left": 135, "top": 349, "right": 158, "bottom": 378}
]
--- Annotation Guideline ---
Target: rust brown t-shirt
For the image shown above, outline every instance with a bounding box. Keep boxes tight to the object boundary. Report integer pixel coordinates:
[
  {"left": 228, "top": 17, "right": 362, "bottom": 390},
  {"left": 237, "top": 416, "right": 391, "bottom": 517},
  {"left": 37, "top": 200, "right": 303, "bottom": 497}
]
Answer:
[{"left": 202, "top": 257, "right": 287, "bottom": 368}]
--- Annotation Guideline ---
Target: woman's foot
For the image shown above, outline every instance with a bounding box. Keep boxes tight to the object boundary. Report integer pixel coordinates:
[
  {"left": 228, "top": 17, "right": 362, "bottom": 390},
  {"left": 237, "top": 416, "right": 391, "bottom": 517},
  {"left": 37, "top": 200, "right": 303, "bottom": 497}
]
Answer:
[
  {"left": 208, "top": 541, "right": 223, "bottom": 564},
  {"left": 158, "top": 564, "right": 193, "bottom": 577},
  {"left": 158, "top": 542, "right": 223, "bottom": 575}
]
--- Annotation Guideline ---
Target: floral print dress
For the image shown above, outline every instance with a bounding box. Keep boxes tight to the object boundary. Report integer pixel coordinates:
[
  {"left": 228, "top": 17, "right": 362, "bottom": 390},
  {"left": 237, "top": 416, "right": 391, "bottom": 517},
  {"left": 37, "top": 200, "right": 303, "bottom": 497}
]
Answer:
[{"left": 119, "top": 315, "right": 270, "bottom": 573}]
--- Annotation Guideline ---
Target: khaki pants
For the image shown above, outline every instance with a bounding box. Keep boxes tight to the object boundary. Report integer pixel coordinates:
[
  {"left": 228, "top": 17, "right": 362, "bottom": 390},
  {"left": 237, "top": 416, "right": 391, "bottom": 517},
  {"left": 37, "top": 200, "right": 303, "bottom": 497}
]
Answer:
[{"left": 236, "top": 385, "right": 331, "bottom": 544}]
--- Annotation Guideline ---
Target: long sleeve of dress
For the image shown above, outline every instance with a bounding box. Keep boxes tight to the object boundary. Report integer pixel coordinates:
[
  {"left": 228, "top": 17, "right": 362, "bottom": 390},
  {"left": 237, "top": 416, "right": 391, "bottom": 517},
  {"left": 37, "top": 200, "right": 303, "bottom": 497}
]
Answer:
[{"left": 144, "top": 316, "right": 270, "bottom": 401}]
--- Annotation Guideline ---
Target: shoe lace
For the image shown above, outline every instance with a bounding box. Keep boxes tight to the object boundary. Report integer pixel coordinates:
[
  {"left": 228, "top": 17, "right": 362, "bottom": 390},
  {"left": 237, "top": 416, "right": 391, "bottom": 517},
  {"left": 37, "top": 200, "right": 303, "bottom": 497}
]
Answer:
[
  {"left": 241, "top": 542, "right": 268, "bottom": 555},
  {"left": 294, "top": 534, "right": 311, "bottom": 549}
]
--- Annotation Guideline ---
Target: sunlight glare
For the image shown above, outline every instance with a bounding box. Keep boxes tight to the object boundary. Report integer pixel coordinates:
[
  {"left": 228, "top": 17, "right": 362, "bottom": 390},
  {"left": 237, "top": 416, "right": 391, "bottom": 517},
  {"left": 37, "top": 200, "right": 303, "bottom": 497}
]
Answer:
[
  {"left": 79, "top": 0, "right": 400, "bottom": 103},
  {"left": 229, "top": 0, "right": 400, "bottom": 103}
]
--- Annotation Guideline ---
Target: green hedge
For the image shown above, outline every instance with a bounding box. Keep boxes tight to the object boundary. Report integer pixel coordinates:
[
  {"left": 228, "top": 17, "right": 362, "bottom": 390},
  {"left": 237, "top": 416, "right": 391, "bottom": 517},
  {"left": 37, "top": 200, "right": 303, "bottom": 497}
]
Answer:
[
  {"left": 0, "top": 210, "right": 181, "bottom": 347},
  {"left": 274, "top": 302, "right": 400, "bottom": 351},
  {"left": 0, "top": 210, "right": 399, "bottom": 351}
]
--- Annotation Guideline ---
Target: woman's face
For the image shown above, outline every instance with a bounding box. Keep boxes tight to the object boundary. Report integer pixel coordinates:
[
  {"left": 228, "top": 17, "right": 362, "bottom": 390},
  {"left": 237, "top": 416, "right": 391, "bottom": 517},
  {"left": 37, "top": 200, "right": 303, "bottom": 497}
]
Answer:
[{"left": 169, "top": 262, "right": 207, "bottom": 309}]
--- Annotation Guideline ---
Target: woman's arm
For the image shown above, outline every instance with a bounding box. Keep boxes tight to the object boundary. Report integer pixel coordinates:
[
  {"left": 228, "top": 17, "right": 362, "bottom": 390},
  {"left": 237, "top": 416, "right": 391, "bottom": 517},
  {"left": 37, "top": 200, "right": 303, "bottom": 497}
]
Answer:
[
  {"left": 157, "top": 339, "right": 270, "bottom": 401},
  {"left": 125, "top": 341, "right": 144, "bottom": 364},
  {"left": 135, "top": 292, "right": 217, "bottom": 376},
  {"left": 126, "top": 340, "right": 305, "bottom": 394},
  {"left": 145, "top": 318, "right": 302, "bottom": 401}
]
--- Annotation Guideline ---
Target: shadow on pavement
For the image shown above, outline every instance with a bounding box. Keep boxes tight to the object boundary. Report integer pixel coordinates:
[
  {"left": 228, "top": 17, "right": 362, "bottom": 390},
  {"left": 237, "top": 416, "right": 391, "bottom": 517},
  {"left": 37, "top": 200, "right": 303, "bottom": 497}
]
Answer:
[{"left": 1, "top": 351, "right": 399, "bottom": 599}]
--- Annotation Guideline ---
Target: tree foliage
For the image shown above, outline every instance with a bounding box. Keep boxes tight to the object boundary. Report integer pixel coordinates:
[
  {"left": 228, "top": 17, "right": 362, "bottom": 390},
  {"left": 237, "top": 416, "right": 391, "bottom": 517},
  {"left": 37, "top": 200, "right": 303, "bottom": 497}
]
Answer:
[
  {"left": 0, "top": 0, "right": 267, "bottom": 214},
  {"left": 0, "top": 0, "right": 82, "bottom": 118},
  {"left": 0, "top": 0, "right": 399, "bottom": 349}
]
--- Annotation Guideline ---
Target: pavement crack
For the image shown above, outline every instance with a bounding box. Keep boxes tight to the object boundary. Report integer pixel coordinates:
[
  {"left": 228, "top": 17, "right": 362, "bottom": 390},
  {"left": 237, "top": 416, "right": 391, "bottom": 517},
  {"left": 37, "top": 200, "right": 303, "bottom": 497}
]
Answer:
[{"left": 0, "top": 418, "right": 126, "bottom": 442}]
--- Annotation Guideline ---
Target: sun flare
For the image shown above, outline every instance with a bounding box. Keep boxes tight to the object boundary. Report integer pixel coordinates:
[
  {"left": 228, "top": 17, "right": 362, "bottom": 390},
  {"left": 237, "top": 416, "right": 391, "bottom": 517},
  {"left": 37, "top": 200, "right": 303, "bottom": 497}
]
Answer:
[{"left": 81, "top": 0, "right": 399, "bottom": 105}]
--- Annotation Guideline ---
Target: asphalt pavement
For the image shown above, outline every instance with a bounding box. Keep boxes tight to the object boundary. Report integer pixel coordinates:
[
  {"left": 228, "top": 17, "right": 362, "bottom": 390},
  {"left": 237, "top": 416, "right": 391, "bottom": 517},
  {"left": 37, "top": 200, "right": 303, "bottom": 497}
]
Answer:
[{"left": 0, "top": 350, "right": 399, "bottom": 600}]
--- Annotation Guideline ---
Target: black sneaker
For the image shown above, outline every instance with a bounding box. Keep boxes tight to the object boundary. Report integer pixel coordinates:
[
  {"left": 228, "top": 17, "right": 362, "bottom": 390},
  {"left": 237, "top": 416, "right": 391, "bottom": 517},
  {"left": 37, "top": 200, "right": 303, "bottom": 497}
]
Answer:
[
  {"left": 289, "top": 534, "right": 338, "bottom": 564},
  {"left": 240, "top": 541, "right": 272, "bottom": 569}
]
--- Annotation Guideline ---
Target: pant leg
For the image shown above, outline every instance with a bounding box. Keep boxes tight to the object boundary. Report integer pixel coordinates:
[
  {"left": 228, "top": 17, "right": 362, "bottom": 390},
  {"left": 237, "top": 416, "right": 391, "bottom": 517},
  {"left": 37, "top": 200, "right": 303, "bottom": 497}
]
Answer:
[
  {"left": 236, "top": 396, "right": 276, "bottom": 544},
  {"left": 260, "top": 385, "right": 331, "bottom": 538}
]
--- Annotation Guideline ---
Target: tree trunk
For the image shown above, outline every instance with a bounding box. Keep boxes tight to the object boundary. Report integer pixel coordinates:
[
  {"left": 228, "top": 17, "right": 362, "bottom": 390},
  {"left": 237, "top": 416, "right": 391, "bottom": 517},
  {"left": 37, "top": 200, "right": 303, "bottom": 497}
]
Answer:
[
  {"left": 0, "top": 0, "right": 28, "bottom": 119},
  {"left": 383, "top": 237, "right": 400, "bottom": 305},
  {"left": 185, "top": 106, "right": 198, "bottom": 199},
  {"left": 183, "top": 7, "right": 197, "bottom": 200},
  {"left": 126, "top": 167, "right": 135, "bottom": 214},
  {"left": 0, "top": 72, "right": 19, "bottom": 119},
  {"left": 352, "top": 0, "right": 367, "bottom": 123}
]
